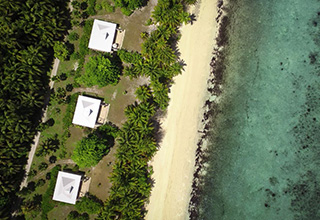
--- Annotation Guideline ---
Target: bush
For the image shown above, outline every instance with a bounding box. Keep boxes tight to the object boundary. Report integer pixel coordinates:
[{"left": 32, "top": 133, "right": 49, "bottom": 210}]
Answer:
[
  {"left": 52, "top": 87, "right": 67, "bottom": 104},
  {"left": 71, "top": 19, "right": 80, "bottom": 27},
  {"left": 38, "top": 162, "right": 48, "bottom": 171},
  {"left": 70, "top": 51, "right": 80, "bottom": 60},
  {"left": 41, "top": 165, "right": 61, "bottom": 219},
  {"left": 67, "top": 211, "right": 89, "bottom": 220},
  {"left": 77, "top": 54, "right": 121, "bottom": 87},
  {"left": 95, "top": 3, "right": 102, "bottom": 10},
  {"left": 68, "top": 32, "right": 79, "bottom": 41},
  {"left": 45, "top": 172, "right": 51, "bottom": 180},
  {"left": 121, "top": 7, "right": 133, "bottom": 16},
  {"left": 36, "top": 179, "right": 46, "bottom": 187},
  {"left": 28, "top": 169, "right": 37, "bottom": 178},
  {"left": 117, "top": 49, "right": 143, "bottom": 64},
  {"left": 75, "top": 195, "right": 102, "bottom": 214},
  {"left": 101, "top": 1, "right": 115, "bottom": 13},
  {"left": 66, "top": 84, "right": 74, "bottom": 92},
  {"left": 38, "top": 118, "right": 55, "bottom": 132},
  {"left": 71, "top": 134, "right": 110, "bottom": 168},
  {"left": 49, "top": 155, "right": 57, "bottom": 164},
  {"left": 36, "top": 136, "right": 60, "bottom": 156},
  {"left": 62, "top": 93, "right": 79, "bottom": 129},
  {"left": 53, "top": 41, "right": 70, "bottom": 61}
]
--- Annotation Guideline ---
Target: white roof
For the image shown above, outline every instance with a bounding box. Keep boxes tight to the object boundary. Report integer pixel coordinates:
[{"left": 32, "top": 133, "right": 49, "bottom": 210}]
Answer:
[
  {"left": 72, "top": 95, "right": 101, "bottom": 128},
  {"left": 88, "top": 19, "right": 117, "bottom": 52},
  {"left": 52, "top": 171, "right": 82, "bottom": 204}
]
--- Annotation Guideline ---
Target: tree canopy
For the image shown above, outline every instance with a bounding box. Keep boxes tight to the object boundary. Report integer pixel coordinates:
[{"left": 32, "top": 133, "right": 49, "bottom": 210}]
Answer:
[
  {"left": 75, "top": 195, "right": 102, "bottom": 214},
  {"left": 77, "top": 54, "right": 121, "bottom": 87},
  {"left": 0, "top": 0, "right": 70, "bottom": 217},
  {"left": 72, "top": 134, "right": 109, "bottom": 168}
]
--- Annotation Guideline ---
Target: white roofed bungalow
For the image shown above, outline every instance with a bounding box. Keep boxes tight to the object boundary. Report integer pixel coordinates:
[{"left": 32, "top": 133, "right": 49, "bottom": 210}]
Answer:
[
  {"left": 52, "top": 171, "right": 82, "bottom": 204},
  {"left": 88, "top": 19, "right": 117, "bottom": 52},
  {"left": 72, "top": 95, "right": 102, "bottom": 128}
]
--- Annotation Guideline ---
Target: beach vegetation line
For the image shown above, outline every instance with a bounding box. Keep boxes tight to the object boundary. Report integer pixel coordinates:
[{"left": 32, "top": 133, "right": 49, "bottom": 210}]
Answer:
[{"left": 98, "top": 0, "right": 194, "bottom": 218}]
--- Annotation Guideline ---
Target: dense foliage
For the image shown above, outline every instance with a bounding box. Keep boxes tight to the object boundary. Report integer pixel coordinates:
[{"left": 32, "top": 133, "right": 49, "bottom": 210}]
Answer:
[
  {"left": 0, "top": 0, "right": 70, "bottom": 218},
  {"left": 75, "top": 195, "right": 103, "bottom": 214},
  {"left": 72, "top": 124, "right": 118, "bottom": 168},
  {"left": 67, "top": 211, "right": 89, "bottom": 220},
  {"left": 72, "top": 134, "right": 109, "bottom": 168},
  {"left": 53, "top": 41, "right": 71, "bottom": 61},
  {"left": 77, "top": 54, "right": 121, "bottom": 87},
  {"left": 113, "top": 0, "right": 146, "bottom": 15},
  {"left": 40, "top": 165, "right": 61, "bottom": 219},
  {"left": 98, "top": 0, "right": 192, "bottom": 218}
]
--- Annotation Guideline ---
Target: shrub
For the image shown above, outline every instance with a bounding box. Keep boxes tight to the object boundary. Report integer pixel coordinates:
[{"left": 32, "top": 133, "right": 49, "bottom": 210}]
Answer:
[
  {"left": 59, "top": 72, "right": 68, "bottom": 81},
  {"left": 66, "top": 84, "right": 74, "bottom": 92},
  {"left": 45, "top": 172, "right": 51, "bottom": 180},
  {"left": 75, "top": 195, "right": 102, "bottom": 214},
  {"left": 77, "top": 54, "right": 121, "bottom": 87},
  {"left": 28, "top": 169, "right": 37, "bottom": 178},
  {"left": 38, "top": 162, "right": 48, "bottom": 171},
  {"left": 53, "top": 41, "right": 70, "bottom": 61},
  {"left": 121, "top": 7, "right": 133, "bottom": 16},
  {"left": 36, "top": 136, "right": 60, "bottom": 156},
  {"left": 49, "top": 155, "right": 57, "bottom": 164},
  {"left": 68, "top": 32, "right": 79, "bottom": 41},
  {"left": 71, "top": 134, "right": 110, "bottom": 168},
  {"left": 62, "top": 93, "right": 79, "bottom": 129},
  {"left": 70, "top": 51, "right": 80, "bottom": 60},
  {"left": 95, "top": 3, "right": 102, "bottom": 10},
  {"left": 71, "top": 19, "right": 80, "bottom": 27},
  {"left": 36, "top": 179, "right": 46, "bottom": 187},
  {"left": 117, "top": 49, "right": 143, "bottom": 64},
  {"left": 41, "top": 165, "right": 61, "bottom": 219},
  {"left": 101, "top": 1, "right": 115, "bottom": 13},
  {"left": 67, "top": 211, "right": 89, "bottom": 220}
]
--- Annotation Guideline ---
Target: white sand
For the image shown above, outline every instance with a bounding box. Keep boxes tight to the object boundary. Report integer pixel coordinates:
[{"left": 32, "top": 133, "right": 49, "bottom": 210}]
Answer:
[{"left": 146, "top": 0, "right": 220, "bottom": 219}]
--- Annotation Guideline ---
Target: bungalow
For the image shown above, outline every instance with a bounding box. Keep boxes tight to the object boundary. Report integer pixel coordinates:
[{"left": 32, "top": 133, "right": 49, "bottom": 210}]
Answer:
[
  {"left": 72, "top": 95, "right": 109, "bottom": 129},
  {"left": 88, "top": 19, "right": 125, "bottom": 52},
  {"left": 52, "top": 171, "right": 82, "bottom": 204},
  {"left": 52, "top": 171, "right": 91, "bottom": 204}
]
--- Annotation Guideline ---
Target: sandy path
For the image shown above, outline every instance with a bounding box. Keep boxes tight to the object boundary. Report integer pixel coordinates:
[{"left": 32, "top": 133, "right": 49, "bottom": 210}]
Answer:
[{"left": 145, "top": 0, "right": 219, "bottom": 219}]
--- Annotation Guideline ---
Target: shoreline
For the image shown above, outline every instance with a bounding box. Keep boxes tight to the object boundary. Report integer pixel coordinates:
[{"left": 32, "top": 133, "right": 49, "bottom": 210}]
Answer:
[
  {"left": 145, "top": 0, "right": 221, "bottom": 219},
  {"left": 188, "top": 1, "right": 229, "bottom": 218}
]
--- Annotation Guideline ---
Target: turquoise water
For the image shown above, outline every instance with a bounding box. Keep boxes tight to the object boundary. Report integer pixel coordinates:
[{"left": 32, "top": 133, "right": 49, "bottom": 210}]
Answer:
[{"left": 198, "top": 0, "right": 320, "bottom": 219}]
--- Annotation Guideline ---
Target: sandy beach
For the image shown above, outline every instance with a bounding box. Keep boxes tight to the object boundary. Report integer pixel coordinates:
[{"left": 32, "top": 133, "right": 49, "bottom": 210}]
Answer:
[{"left": 146, "top": 0, "right": 220, "bottom": 219}]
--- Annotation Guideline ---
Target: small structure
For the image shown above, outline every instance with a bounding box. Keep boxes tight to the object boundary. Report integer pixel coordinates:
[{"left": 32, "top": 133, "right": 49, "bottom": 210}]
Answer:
[
  {"left": 52, "top": 171, "right": 82, "bottom": 204},
  {"left": 113, "top": 28, "right": 126, "bottom": 51},
  {"left": 79, "top": 176, "right": 91, "bottom": 198},
  {"left": 88, "top": 19, "right": 117, "bottom": 52},
  {"left": 97, "top": 103, "right": 110, "bottom": 125},
  {"left": 72, "top": 95, "right": 102, "bottom": 128}
]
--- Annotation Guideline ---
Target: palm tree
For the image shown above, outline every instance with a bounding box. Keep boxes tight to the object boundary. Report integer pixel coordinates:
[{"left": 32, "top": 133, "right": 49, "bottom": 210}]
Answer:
[{"left": 135, "top": 85, "right": 152, "bottom": 102}]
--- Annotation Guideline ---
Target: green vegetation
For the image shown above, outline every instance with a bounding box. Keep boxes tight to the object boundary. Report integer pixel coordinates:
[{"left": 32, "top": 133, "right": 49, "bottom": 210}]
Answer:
[
  {"left": 0, "top": 0, "right": 70, "bottom": 217},
  {"left": 98, "top": 0, "right": 193, "bottom": 218},
  {"left": 77, "top": 54, "right": 122, "bottom": 87},
  {"left": 41, "top": 165, "right": 61, "bottom": 219},
  {"left": 72, "top": 124, "right": 118, "bottom": 168},
  {"left": 68, "top": 32, "right": 80, "bottom": 41},
  {"left": 113, "top": 0, "right": 146, "bottom": 15},
  {"left": 75, "top": 195, "right": 103, "bottom": 214},
  {"left": 67, "top": 211, "right": 89, "bottom": 220},
  {"left": 72, "top": 134, "right": 110, "bottom": 168},
  {"left": 53, "top": 41, "right": 71, "bottom": 61}
]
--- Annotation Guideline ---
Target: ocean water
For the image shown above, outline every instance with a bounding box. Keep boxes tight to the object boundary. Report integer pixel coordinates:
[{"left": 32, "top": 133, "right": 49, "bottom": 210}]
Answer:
[{"left": 199, "top": 0, "right": 320, "bottom": 219}]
